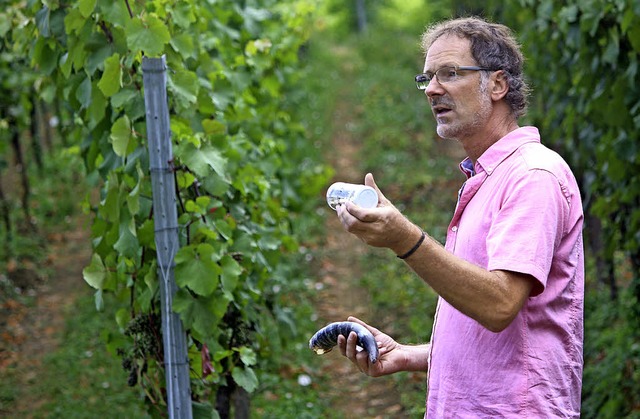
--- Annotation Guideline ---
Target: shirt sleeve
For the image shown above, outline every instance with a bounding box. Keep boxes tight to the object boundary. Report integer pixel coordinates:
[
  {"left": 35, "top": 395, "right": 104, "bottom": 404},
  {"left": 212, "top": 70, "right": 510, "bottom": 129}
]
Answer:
[{"left": 486, "top": 168, "right": 568, "bottom": 296}]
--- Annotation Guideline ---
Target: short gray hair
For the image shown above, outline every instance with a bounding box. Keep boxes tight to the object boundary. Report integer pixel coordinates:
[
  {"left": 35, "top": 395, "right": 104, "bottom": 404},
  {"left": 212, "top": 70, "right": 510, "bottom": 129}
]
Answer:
[{"left": 421, "top": 17, "right": 530, "bottom": 118}]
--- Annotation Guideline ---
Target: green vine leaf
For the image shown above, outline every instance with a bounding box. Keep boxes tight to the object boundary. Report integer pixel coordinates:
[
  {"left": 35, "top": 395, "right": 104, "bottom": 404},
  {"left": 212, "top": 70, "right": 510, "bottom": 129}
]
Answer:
[
  {"left": 35, "top": 6, "right": 51, "bottom": 37},
  {"left": 76, "top": 75, "right": 92, "bottom": 109},
  {"left": 125, "top": 15, "right": 170, "bottom": 57},
  {"left": 170, "top": 33, "right": 196, "bottom": 59},
  {"left": 83, "top": 253, "right": 107, "bottom": 289},
  {"left": 168, "top": 69, "right": 199, "bottom": 107},
  {"left": 231, "top": 366, "right": 258, "bottom": 393},
  {"left": 87, "top": 81, "right": 107, "bottom": 128},
  {"left": 202, "top": 119, "right": 227, "bottom": 136},
  {"left": 63, "top": 8, "right": 86, "bottom": 34},
  {"left": 173, "top": 290, "right": 228, "bottom": 339},
  {"left": 172, "top": 2, "right": 196, "bottom": 29},
  {"left": 175, "top": 244, "right": 222, "bottom": 296},
  {"left": 97, "top": 0, "right": 128, "bottom": 28},
  {"left": 178, "top": 143, "right": 228, "bottom": 178},
  {"left": 237, "top": 346, "right": 257, "bottom": 366},
  {"left": 213, "top": 218, "right": 234, "bottom": 241},
  {"left": 110, "top": 115, "right": 135, "bottom": 157},
  {"left": 220, "top": 254, "right": 242, "bottom": 297},
  {"left": 98, "top": 53, "right": 122, "bottom": 97},
  {"left": 127, "top": 168, "right": 142, "bottom": 216},
  {"left": 79, "top": 0, "right": 97, "bottom": 18},
  {"left": 192, "top": 401, "right": 221, "bottom": 419},
  {"left": 113, "top": 218, "right": 139, "bottom": 258}
]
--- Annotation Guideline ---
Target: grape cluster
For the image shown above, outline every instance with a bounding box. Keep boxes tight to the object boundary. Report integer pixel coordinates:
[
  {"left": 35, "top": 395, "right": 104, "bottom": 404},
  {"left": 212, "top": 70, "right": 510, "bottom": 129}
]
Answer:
[
  {"left": 125, "top": 313, "right": 162, "bottom": 359},
  {"left": 117, "top": 313, "right": 162, "bottom": 387}
]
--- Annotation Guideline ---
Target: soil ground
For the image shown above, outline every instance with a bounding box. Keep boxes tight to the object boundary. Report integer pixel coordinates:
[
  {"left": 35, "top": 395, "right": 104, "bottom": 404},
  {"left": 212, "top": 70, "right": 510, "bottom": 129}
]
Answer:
[
  {"left": 0, "top": 219, "right": 92, "bottom": 416},
  {"left": 308, "top": 74, "right": 407, "bottom": 417}
]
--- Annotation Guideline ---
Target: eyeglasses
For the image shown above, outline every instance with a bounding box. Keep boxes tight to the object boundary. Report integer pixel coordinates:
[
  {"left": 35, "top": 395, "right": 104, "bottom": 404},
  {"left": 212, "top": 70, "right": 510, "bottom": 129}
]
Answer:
[{"left": 415, "top": 66, "right": 497, "bottom": 90}]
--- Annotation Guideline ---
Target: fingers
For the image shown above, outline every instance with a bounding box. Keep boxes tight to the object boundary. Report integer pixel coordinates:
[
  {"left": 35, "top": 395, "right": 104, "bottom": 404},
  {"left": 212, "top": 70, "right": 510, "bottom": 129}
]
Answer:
[
  {"left": 345, "top": 331, "right": 371, "bottom": 373},
  {"left": 347, "top": 315, "right": 369, "bottom": 328},
  {"left": 337, "top": 331, "right": 358, "bottom": 358},
  {"left": 364, "top": 173, "right": 377, "bottom": 191},
  {"left": 364, "top": 173, "right": 388, "bottom": 205},
  {"left": 347, "top": 316, "right": 382, "bottom": 336},
  {"left": 338, "top": 331, "right": 369, "bottom": 372},
  {"left": 339, "top": 201, "right": 378, "bottom": 226},
  {"left": 336, "top": 203, "right": 370, "bottom": 232},
  {"left": 345, "top": 331, "right": 359, "bottom": 362},
  {"left": 337, "top": 334, "right": 347, "bottom": 357}
]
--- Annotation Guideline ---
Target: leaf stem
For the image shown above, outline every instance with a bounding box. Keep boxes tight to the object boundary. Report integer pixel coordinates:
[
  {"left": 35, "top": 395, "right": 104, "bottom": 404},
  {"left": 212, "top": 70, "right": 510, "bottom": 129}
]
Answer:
[{"left": 124, "top": 0, "right": 134, "bottom": 19}]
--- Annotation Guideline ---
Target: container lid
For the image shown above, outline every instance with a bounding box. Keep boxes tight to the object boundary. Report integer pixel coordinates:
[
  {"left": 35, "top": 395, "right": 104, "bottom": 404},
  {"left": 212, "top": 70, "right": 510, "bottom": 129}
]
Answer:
[{"left": 353, "top": 187, "right": 378, "bottom": 208}]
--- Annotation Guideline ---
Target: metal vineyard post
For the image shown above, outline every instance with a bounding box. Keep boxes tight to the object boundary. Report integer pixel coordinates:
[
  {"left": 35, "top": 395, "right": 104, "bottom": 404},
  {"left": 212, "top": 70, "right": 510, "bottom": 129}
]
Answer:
[{"left": 142, "top": 55, "right": 192, "bottom": 419}]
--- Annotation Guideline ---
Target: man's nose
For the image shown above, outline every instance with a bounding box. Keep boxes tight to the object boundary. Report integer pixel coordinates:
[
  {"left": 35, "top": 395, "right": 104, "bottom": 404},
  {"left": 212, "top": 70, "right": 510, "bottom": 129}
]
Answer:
[{"left": 424, "top": 78, "right": 443, "bottom": 98}]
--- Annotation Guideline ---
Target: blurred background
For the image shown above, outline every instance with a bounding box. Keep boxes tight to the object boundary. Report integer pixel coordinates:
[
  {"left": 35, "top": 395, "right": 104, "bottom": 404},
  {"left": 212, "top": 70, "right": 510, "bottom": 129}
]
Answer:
[{"left": 0, "top": 0, "right": 638, "bottom": 418}]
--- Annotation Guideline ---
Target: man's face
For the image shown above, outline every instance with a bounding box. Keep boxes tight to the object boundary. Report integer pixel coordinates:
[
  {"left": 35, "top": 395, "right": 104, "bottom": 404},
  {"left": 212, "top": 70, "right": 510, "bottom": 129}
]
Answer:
[{"left": 423, "top": 35, "right": 492, "bottom": 141}]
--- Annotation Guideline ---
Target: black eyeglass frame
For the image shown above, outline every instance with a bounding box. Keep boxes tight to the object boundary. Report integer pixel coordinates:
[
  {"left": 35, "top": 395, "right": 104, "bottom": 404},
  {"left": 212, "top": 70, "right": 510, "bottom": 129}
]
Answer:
[{"left": 415, "top": 66, "right": 498, "bottom": 90}]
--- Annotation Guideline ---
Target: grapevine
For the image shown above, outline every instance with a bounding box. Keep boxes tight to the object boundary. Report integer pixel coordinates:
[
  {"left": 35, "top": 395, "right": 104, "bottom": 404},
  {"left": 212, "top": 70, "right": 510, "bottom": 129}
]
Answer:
[{"left": 2, "top": 0, "right": 331, "bottom": 414}]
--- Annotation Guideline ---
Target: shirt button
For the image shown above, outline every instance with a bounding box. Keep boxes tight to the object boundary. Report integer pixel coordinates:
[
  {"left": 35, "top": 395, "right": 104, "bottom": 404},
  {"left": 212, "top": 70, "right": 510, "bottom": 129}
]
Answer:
[{"left": 451, "top": 226, "right": 458, "bottom": 232}]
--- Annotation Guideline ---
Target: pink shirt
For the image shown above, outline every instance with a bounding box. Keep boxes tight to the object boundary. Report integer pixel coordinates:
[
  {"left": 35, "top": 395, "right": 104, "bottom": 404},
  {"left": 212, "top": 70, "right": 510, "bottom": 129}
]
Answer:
[{"left": 426, "top": 127, "right": 584, "bottom": 418}]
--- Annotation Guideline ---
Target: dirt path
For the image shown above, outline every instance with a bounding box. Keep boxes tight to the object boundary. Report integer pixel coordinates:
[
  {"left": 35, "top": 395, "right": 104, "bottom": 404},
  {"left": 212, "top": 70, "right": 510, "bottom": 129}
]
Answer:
[
  {"left": 0, "top": 220, "right": 91, "bottom": 416},
  {"left": 310, "top": 47, "right": 406, "bottom": 418}
]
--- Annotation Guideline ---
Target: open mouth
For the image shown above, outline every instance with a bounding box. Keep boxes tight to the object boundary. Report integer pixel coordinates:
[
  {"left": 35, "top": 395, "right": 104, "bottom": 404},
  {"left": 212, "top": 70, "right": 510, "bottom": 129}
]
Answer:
[{"left": 433, "top": 105, "right": 452, "bottom": 117}]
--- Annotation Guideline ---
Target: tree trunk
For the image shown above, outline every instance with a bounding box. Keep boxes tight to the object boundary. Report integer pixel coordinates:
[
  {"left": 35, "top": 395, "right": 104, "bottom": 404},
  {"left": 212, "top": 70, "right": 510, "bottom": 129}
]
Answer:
[
  {"left": 233, "top": 387, "right": 250, "bottom": 419},
  {"left": 630, "top": 252, "right": 640, "bottom": 321},
  {"left": 41, "top": 101, "right": 54, "bottom": 152},
  {"left": 10, "top": 124, "right": 35, "bottom": 232},
  {"left": 215, "top": 380, "right": 233, "bottom": 419},
  {"left": 30, "top": 95, "right": 44, "bottom": 174},
  {"left": 0, "top": 172, "right": 12, "bottom": 254},
  {"left": 216, "top": 381, "right": 250, "bottom": 419}
]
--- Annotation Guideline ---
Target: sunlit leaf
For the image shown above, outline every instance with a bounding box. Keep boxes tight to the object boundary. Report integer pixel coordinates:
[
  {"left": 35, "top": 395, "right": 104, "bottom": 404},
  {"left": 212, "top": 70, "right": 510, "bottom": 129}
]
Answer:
[
  {"left": 98, "top": 0, "right": 128, "bottom": 27},
  {"left": 170, "top": 33, "right": 196, "bottom": 59},
  {"left": 237, "top": 346, "right": 257, "bottom": 366},
  {"left": 172, "top": 2, "right": 196, "bottom": 28},
  {"left": 202, "top": 119, "right": 227, "bottom": 136},
  {"left": 231, "top": 366, "right": 258, "bottom": 393},
  {"left": 98, "top": 53, "right": 122, "bottom": 97},
  {"left": 110, "top": 115, "right": 134, "bottom": 157},
  {"left": 179, "top": 144, "right": 228, "bottom": 178},
  {"left": 125, "top": 16, "right": 170, "bottom": 57},
  {"left": 64, "top": 8, "right": 85, "bottom": 34},
  {"left": 87, "top": 82, "right": 107, "bottom": 128},
  {"left": 220, "top": 254, "right": 242, "bottom": 296},
  {"left": 169, "top": 69, "right": 199, "bottom": 106},
  {"left": 83, "top": 254, "right": 106, "bottom": 289},
  {"left": 79, "top": 0, "right": 97, "bottom": 18}
]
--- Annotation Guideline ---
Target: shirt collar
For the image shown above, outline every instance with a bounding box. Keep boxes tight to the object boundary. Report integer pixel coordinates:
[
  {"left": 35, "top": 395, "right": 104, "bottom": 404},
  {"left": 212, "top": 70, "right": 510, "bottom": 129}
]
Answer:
[
  {"left": 459, "top": 157, "right": 475, "bottom": 179},
  {"left": 459, "top": 126, "right": 541, "bottom": 177}
]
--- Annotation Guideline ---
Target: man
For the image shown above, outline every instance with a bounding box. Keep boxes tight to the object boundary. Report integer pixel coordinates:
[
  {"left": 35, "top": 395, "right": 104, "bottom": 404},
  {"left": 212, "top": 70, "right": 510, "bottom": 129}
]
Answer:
[{"left": 335, "top": 17, "right": 584, "bottom": 418}]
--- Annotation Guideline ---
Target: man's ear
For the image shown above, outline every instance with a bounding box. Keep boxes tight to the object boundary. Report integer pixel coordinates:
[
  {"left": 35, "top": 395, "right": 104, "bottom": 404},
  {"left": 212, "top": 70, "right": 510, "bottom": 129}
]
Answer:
[{"left": 490, "top": 70, "right": 509, "bottom": 101}]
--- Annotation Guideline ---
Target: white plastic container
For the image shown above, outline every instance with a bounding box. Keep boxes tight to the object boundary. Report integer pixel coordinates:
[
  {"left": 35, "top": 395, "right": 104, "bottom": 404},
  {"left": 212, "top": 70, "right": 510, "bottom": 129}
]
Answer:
[{"left": 326, "top": 182, "right": 378, "bottom": 210}]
